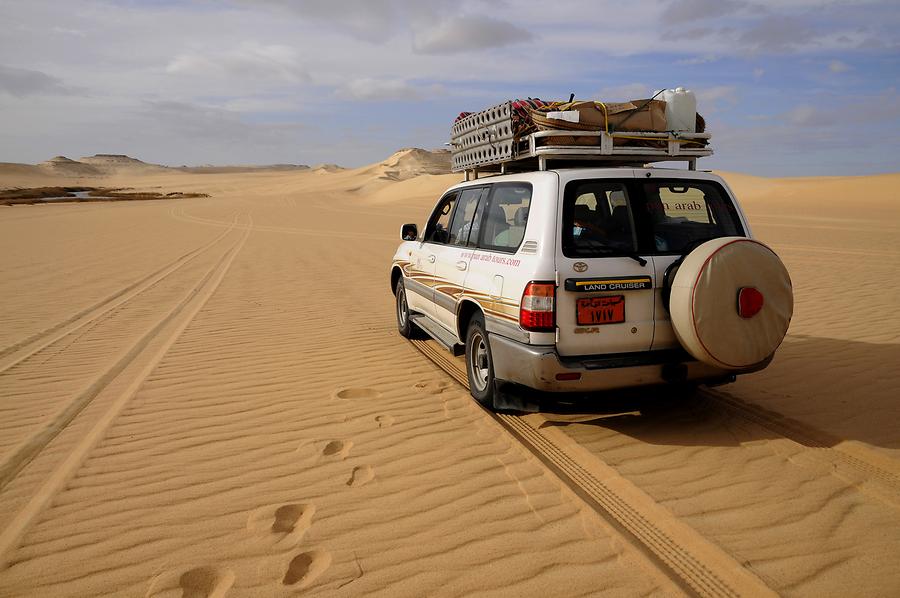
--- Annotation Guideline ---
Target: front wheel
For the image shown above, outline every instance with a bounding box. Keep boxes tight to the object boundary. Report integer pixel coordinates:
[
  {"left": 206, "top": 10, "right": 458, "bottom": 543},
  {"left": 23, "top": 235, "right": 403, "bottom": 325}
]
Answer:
[{"left": 465, "top": 315, "right": 496, "bottom": 409}]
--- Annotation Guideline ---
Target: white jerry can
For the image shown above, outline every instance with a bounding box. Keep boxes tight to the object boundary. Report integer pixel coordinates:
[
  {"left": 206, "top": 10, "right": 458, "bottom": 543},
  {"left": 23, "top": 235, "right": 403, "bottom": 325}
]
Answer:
[{"left": 656, "top": 87, "right": 697, "bottom": 133}]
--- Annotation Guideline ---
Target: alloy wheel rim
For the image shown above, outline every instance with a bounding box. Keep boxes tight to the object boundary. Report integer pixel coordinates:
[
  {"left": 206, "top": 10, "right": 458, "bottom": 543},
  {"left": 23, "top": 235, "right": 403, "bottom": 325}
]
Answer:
[
  {"left": 397, "top": 287, "right": 408, "bottom": 327},
  {"left": 469, "top": 332, "right": 489, "bottom": 391}
]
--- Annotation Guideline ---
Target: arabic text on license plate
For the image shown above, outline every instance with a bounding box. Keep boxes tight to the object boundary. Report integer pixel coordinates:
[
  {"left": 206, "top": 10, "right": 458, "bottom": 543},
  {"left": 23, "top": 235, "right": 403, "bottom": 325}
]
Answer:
[{"left": 576, "top": 295, "right": 625, "bottom": 325}]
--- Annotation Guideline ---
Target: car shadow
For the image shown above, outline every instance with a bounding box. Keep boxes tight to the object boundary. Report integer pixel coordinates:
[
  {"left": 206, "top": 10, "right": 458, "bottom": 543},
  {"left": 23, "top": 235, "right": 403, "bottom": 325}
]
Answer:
[{"left": 517, "top": 334, "right": 900, "bottom": 452}]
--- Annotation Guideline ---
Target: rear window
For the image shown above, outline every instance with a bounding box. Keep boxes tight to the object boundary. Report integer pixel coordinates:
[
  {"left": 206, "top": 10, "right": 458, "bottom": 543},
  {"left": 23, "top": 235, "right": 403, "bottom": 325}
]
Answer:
[
  {"left": 641, "top": 180, "right": 743, "bottom": 254},
  {"left": 562, "top": 181, "right": 637, "bottom": 257},
  {"left": 562, "top": 178, "right": 744, "bottom": 257}
]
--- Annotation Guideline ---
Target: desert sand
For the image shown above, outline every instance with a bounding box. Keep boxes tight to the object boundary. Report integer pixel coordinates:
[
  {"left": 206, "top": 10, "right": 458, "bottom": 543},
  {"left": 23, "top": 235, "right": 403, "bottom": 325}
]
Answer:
[{"left": 0, "top": 151, "right": 899, "bottom": 597}]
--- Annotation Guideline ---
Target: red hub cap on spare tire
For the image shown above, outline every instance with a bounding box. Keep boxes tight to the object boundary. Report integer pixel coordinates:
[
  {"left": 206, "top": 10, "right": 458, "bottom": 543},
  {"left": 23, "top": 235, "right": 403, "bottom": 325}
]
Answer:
[{"left": 737, "top": 287, "right": 764, "bottom": 318}]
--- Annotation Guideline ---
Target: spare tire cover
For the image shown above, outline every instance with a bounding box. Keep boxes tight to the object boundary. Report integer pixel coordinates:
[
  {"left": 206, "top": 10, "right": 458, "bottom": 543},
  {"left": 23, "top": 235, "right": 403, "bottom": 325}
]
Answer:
[{"left": 669, "top": 237, "right": 793, "bottom": 370}]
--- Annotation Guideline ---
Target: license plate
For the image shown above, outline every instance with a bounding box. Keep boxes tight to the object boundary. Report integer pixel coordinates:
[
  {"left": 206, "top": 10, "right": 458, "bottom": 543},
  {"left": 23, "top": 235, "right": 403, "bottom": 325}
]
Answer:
[{"left": 576, "top": 295, "right": 625, "bottom": 325}]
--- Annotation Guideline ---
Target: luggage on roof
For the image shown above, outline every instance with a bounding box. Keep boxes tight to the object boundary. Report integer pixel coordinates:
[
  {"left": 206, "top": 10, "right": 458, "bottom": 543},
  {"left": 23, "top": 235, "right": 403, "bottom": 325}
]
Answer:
[{"left": 449, "top": 90, "right": 712, "bottom": 174}]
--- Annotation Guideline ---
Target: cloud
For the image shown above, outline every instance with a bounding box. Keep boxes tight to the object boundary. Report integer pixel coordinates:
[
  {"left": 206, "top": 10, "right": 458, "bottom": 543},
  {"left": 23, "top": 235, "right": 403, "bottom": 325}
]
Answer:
[
  {"left": 50, "top": 26, "right": 85, "bottom": 37},
  {"left": 662, "top": 0, "right": 747, "bottom": 23},
  {"left": 242, "top": 0, "right": 434, "bottom": 43},
  {"left": 412, "top": 15, "right": 534, "bottom": 54},
  {"left": 594, "top": 83, "right": 653, "bottom": 100},
  {"left": 677, "top": 55, "right": 719, "bottom": 65},
  {"left": 736, "top": 15, "right": 816, "bottom": 52},
  {"left": 696, "top": 85, "right": 738, "bottom": 103},
  {"left": 828, "top": 59, "right": 850, "bottom": 73},
  {"left": 165, "top": 42, "right": 306, "bottom": 83},
  {"left": 783, "top": 104, "right": 827, "bottom": 126},
  {"left": 0, "top": 65, "right": 77, "bottom": 97},
  {"left": 781, "top": 89, "right": 900, "bottom": 127},
  {"left": 220, "top": 97, "right": 302, "bottom": 113},
  {"left": 141, "top": 100, "right": 305, "bottom": 145},
  {"left": 339, "top": 78, "right": 443, "bottom": 101}
]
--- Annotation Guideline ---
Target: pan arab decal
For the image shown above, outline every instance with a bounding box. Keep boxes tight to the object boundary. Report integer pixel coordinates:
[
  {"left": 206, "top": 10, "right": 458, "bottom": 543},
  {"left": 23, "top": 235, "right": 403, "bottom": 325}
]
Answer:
[{"left": 565, "top": 276, "right": 653, "bottom": 292}]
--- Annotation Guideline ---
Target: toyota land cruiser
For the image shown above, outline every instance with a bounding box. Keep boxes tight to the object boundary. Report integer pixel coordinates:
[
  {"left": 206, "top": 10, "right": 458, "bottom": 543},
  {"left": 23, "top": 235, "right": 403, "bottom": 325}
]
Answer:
[{"left": 390, "top": 167, "right": 793, "bottom": 409}]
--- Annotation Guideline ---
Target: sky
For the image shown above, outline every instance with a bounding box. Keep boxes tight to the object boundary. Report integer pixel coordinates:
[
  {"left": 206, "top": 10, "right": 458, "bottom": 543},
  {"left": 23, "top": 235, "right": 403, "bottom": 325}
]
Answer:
[{"left": 1, "top": 0, "right": 898, "bottom": 176}]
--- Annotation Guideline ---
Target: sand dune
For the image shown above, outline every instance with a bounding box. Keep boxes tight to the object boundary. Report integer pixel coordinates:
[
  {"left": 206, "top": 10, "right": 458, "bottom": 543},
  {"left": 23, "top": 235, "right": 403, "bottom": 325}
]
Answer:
[
  {"left": 0, "top": 154, "right": 324, "bottom": 187},
  {"left": 0, "top": 157, "right": 898, "bottom": 596},
  {"left": 370, "top": 148, "right": 452, "bottom": 180},
  {"left": 38, "top": 157, "right": 103, "bottom": 177}
]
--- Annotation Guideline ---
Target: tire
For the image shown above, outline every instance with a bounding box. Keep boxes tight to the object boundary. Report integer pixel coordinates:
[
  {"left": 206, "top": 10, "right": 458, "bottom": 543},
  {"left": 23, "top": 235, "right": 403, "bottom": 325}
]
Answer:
[
  {"left": 395, "top": 278, "right": 418, "bottom": 339},
  {"left": 669, "top": 237, "right": 793, "bottom": 370},
  {"left": 661, "top": 237, "right": 716, "bottom": 313},
  {"left": 464, "top": 314, "right": 496, "bottom": 409}
]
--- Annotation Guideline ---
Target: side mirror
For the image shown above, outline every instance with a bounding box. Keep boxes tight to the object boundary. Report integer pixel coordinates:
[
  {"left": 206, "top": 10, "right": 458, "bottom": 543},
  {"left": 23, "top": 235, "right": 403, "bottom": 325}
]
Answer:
[{"left": 401, "top": 223, "right": 418, "bottom": 241}]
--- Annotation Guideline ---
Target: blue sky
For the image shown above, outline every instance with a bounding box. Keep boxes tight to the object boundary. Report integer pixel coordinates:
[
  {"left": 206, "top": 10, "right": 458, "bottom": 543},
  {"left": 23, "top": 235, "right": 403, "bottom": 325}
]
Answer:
[{"left": 0, "top": 0, "right": 898, "bottom": 176}]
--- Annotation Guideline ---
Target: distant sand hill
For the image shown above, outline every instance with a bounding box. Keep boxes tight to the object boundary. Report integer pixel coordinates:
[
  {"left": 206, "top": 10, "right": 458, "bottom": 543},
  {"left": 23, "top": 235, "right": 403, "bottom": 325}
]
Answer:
[
  {"left": 311, "top": 163, "right": 345, "bottom": 174},
  {"left": 370, "top": 148, "right": 452, "bottom": 181},
  {"left": 76, "top": 154, "right": 171, "bottom": 175},
  {"left": 0, "top": 148, "right": 453, "bottom": 190},
  {"left": 39, "top": 156, "right": 103, "bottom": 176},
  {"left": 178, "top": 164, "right": 311, "bottom": 174},
  {"left": 78, "top": 154, "right": 154, "bottom": 166}
]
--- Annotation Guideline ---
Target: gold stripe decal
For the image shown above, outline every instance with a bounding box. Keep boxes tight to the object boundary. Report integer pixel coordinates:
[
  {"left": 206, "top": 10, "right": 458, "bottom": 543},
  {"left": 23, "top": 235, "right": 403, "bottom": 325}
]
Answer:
[{"left": 565, "top": 276, "right": 653, "bottom": 292}]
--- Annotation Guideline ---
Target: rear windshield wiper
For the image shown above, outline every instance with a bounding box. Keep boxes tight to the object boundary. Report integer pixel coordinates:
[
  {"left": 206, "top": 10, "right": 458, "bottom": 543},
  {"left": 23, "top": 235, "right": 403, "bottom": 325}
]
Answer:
[
  {"left": 576, "top": 241, "right": 648, "bottom": 267},
  {"left": 620, "top": 252, "right": 648, "bottom": 267}
]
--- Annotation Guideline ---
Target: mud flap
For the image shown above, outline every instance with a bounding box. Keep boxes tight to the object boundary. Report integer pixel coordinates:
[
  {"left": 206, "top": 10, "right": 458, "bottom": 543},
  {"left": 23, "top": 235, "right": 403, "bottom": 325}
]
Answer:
[{"left": 492, "top": 381, "right": 540, "bottom": 413}]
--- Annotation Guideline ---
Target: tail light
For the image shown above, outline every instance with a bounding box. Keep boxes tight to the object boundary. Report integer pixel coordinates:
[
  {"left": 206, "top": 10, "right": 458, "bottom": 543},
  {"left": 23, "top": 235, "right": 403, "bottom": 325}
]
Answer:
[{"left": 520, "top": 281, "right": 555, "bottom": 332}]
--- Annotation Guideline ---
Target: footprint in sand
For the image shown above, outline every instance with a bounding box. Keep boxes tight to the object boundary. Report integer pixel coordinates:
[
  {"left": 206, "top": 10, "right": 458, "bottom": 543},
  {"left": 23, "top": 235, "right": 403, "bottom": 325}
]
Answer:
[
  {"left": 179, "top": 567, "right": 235, "bottom": 598},
  {"left": 414, "top": 380, "right": 452, "bottom": 395},
  {"left": 283, "top": 550, "right": 332, "bottom": 589},
  {"left": 334, "top": 387, "right": 381, "bottom": 400},
  {"left": 375, "top": 414, "right": 395, "bottom": 428},
  {"left": 146, "top": 565, "right": 234, "bottom": 598},
  {"left": 322, "top": 439, "right": 353, "bottom": 459},
  {"left": 346, "top": 465, "right": 374, "bottom": 487},
  {"left": 247, "top": 503, "right": 315, "bottom": 544}
]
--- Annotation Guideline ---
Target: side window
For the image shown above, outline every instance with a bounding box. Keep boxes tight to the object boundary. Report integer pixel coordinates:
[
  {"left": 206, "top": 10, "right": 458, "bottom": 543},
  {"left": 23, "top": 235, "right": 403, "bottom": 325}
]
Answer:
[
  {"left": 642, "top": 181, "right": 743, "bottom": 253},
  {"left": 477, "top": 183, "right": 532, "bottom": 253},
  {"left": 562, "top": 181, "right": 636, "bottom": 257},
  {"left": 466, "top": 187, "right": 489, "bottom": 248},
  {"left": 423, "top": 192, "right": 457, "bottom": 244},
  {"left": 447, "top": 187, "right": 485, "bottom": 246}
]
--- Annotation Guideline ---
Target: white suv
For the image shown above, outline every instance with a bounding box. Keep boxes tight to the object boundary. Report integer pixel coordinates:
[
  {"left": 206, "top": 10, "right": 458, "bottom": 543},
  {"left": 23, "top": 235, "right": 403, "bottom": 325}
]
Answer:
[{"left": 391, "top": 167, "right": 793, "bottom": 409}]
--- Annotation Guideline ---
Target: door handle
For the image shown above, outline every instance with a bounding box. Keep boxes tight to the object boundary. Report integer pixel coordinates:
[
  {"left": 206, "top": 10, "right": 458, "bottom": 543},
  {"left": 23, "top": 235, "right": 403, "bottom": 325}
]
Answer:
[
  {"left": 456, "top": 260, "right": 467, "bottom": 271},
  {"left": 428, "top": 255, "right": 436, "bottom": 263}
]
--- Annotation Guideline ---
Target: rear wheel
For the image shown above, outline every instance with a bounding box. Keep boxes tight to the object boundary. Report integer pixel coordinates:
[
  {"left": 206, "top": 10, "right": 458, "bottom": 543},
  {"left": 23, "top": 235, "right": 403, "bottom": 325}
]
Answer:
[
  {"left": 465, "top": 315, "right": 496, "bottom": 409},
  {"left": 395, "top": 278, "right": 417, "bottom": 339}
]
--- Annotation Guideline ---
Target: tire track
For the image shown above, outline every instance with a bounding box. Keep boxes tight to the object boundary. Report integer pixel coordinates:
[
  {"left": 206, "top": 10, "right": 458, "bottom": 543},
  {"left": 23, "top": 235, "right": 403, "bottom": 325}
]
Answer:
[
  {"left": 702, "top": 388, "right": 900, "bottom": 508},
  {"left": 0, "top": 217, "right": 249, "bottom": 491},
  {"left": 0, "top": 204, "right": 110, "bottom": 223},
  {"left": 0, "top": 212, "right": 239, "bottom": 372},
  {"left": 0, "top": 215, "right": 253, "bottom": 564},
  {"left": 171, "top": 204, "right": 395, "bottom": 241},
  {"left": 409, "top": 338, "right": 775, "bottom": 598}
]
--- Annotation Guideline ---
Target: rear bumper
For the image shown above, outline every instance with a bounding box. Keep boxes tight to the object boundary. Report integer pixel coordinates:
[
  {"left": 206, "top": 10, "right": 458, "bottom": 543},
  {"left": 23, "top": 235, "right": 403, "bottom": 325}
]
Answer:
[{"left": 488, "top": 333, "right": 732, "bottom": 392}]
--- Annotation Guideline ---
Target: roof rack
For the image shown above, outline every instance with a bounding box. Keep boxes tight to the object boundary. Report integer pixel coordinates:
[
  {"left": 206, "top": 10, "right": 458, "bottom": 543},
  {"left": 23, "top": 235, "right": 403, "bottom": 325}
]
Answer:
[{"left": 450, "top": 100, "right": 712, "bottom": 178}]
